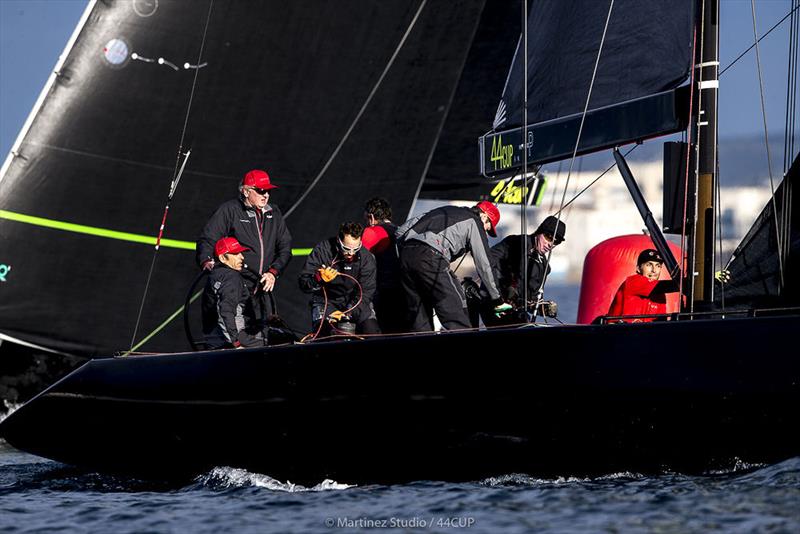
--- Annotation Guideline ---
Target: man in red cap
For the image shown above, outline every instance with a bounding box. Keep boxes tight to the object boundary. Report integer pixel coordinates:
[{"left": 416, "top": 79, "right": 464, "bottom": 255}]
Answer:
[
  {"left": 201, "top": 237, "right": 264, "bottom": 349},
  {"left": 197, "top": 169, "right": 292, "bottom": 336},
  {"left": 395, "top": 201, "right": 503, "bottom": 331}
]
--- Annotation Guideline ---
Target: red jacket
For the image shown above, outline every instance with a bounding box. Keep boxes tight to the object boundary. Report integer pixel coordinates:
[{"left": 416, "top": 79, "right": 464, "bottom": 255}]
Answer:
[{"left": 607, "top": 274, "right": 673, "bottom": 322}]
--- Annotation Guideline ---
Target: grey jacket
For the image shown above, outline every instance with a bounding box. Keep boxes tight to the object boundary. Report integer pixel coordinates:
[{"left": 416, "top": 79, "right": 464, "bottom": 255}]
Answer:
[{"left": 396, "top": 206, "right": 500, "bottom": 300}]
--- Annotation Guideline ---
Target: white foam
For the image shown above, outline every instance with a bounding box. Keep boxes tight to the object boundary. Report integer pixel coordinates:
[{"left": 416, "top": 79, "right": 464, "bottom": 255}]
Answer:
[
  {"left": 197, "top": 466, "right": 354, "bottom": 492},
  {"left": 482, "top": 471, "right": 646, "bottom": 486},
  {"left": 0, "top": 401, "right": 21, "bottom": 424}
]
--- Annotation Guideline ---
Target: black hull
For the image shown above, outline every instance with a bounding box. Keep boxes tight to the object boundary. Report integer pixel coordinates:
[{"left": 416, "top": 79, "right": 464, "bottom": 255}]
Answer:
[{"left": 2, "top": 316, "right": 799, "bottom": 485}]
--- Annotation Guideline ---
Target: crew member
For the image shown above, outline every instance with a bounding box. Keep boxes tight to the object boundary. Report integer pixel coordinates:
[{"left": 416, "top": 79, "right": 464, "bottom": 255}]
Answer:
[
  {"left": 607, "top": 248, "right": 678, "bottom": 323},
  {"left": 361, "top": 197, "right": 405, "bottom": 333},
  {"left": 196, "top": 169, "right": 292, "bottom": 332},
  {"left": 201, "top": 237, "right": 264, "bottom": 349},
  {"left": 477, "top": 215, "right": 567, "bottom": 324},
  {"left": 299, "top": 222, "right": 380, "bottom": 336},
  {"left": 396, "top": 201, "right": 503, "bottom": 332}
]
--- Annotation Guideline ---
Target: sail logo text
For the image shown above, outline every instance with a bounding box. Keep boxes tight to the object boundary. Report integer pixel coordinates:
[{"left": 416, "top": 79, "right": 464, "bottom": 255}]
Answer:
[
  {"left": 0, "top": 264, "right": 11, "bottom": 282},
  {"left": 490, "top": 135, "right": 513, "bottom": 170},
  {"left": 490, "top": 179, "right": 526, "bottom": 204}
]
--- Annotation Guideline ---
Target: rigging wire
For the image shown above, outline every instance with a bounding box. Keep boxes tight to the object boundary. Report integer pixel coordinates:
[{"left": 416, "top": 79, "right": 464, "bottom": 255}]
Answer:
[
  {"left": 546, "top": 161, "right": 563, "bottom": 213},
  {"left": 521, "top": 0, "right": 529, "bottom": 312},
  {"left": 536, "top": 0, "right": 615, "bottom": 306},
  {"left": 555, "top": 145, "right": 638, "bottom": 213},
  {"left": 128, "top": 0, "right": 215, "bottom": 353},
  {"left": 750, "top": 0, "right": 786, "bottom": 289},
  {"left": 719, "top": 3, "right": 800, "bottom": 77},
  {"left": 687, "top": 3, "right": 706, "bottom": 313},
  {"left": 564, "top": 157, "right": 583, "bottom": 219},
  {"left": 285, "top": 0, "right": 428, "bottom": 219},
  {"left": 781, "top": 0, "right": 799, "bottom": 268}
]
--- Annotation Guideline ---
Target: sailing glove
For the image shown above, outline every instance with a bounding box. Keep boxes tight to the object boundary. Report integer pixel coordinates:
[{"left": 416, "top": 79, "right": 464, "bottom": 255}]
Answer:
[
  {"left": 317, "top": 266, "right": 339, "bottom": 283},
  {"left": 493, "top": 302, "right": 513, "bottom": 318},
  {"left": 328, "top": 310, "right": 346, "bottom": 323},
  {"left": 714, "top": 269, "right": 731, "bottom": 284}
]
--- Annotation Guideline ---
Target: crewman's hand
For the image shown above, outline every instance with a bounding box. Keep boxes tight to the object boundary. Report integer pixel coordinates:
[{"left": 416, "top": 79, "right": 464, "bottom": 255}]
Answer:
[
  {"left": 261, "top": 272, "right": 276, "bottom": 292},
  {"left": 715, "top": 269, "right": 731, "bottom": 284},
  {"left": 493, "top": 302, "right": 513, "bottom": 318},
  {"left": 201, "top": 258, "right": 215, "bottom": 271},
  {"left": 328, "top": 310, "right": 346, "bottom": 323},
  {"left": 318, "top": 266, "right": 339, "bottom": 283}
]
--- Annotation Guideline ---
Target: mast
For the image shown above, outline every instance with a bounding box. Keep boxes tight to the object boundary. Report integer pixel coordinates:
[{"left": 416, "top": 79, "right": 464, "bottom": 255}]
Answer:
[{"left": 688, "top": 0, "right": 719, "bottom": 306}]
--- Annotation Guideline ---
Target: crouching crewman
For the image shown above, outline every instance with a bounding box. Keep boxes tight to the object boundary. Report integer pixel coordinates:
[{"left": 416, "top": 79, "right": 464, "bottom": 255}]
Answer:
[{"left": 201, "top": 237, "right": 266, "bottom": 349}]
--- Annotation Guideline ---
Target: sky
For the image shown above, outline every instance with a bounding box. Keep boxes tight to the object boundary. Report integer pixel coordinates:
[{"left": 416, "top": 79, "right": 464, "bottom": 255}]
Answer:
[{"left": 0, "top": 0, "right": 797, "bottom": 159}]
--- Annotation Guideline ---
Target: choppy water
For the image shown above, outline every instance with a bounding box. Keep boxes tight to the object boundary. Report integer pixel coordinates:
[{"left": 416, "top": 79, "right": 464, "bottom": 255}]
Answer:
[{"left": 1, "top": 436, "right": 798, "bottom": 534}]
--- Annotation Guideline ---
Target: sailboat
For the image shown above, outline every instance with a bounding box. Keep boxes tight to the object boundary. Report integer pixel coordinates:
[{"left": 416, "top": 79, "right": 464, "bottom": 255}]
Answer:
[{"left": 1, "top": 0, "right": 798, "bottom": 484}]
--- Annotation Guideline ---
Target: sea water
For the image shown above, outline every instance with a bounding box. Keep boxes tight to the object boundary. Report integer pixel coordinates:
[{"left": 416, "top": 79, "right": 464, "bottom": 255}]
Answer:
[{"left": 1, "top": 436, "right": 798, "bottom": 534}]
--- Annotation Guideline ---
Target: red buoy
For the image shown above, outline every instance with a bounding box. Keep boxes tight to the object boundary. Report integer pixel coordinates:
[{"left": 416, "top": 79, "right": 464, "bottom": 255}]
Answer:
[{"left": 576, "top": 235, "right": 682, "bottom": 324}]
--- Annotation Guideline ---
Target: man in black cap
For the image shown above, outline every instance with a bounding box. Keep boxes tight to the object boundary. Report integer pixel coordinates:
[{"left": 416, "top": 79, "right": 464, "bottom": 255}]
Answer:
[
  {"left": 606, "top": 248, "right": 681, "bottom": 322},
  {"left": 469, "top": 215, "right": 566, "bottom": 325}
]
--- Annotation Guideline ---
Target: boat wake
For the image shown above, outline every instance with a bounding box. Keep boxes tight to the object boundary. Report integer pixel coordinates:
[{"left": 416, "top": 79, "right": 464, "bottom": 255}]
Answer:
[
  {"left": 480, "top": 457, "right": 799, "bottom": 488},
  {"left": 195, "top": 466, "right": 354, "bottom": 492}
]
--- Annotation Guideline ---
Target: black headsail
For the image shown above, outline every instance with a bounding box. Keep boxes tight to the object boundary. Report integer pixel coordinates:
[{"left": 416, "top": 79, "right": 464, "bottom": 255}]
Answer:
[
  {"left": 0, "top": 0, "right": 492, "bottom": 355},
  {"left": 716, "top": 154, "right": 800, "bottom": 310},
  {"left": 480, "top": 0, "right": 696, "bottom": 177}
]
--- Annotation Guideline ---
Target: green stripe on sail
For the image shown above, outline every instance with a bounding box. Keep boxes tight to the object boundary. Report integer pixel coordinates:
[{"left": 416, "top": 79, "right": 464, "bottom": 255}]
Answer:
[{"left": 0, "top": 210, "right": 311, "bottom": 256}]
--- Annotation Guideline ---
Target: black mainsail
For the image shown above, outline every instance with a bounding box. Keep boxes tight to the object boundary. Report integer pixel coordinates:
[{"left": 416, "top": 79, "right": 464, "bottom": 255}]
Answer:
[{"left": 0, "top": 0, "right": 497, "bottom": 355}]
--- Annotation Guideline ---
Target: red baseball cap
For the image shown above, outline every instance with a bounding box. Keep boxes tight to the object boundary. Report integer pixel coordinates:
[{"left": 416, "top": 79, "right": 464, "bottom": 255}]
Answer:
[
  {"left": 215, "top": 237, "right": 250, "bottom": 257},
  {"left": 362, "top": 225, "right": 390, "bottom": 253},
  {"left": 242, "top": 169, "right": 278, "bottom": 190},
  {"left": 475, "top": 201, "right": 500, "bottom": 237}
]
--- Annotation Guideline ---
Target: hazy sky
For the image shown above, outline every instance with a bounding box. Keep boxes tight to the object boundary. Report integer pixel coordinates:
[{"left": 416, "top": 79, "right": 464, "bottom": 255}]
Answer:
[{"left": 1, "top": 0, "right": 797, "bottom": 158}]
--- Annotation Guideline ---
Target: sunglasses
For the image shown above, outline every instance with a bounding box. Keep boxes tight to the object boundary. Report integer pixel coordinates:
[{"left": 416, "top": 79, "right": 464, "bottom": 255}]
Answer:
[
  {"left": 250, "top": 187, "right": 270, "bottom": 196},
  {"left": 338, "top": 238, "right": 362, "bottom": 254}
]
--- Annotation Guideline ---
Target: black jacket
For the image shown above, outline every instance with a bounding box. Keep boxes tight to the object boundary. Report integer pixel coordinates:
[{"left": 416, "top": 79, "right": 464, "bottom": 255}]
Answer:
[
  {"left": 299, "top": 238, "right": 377, "bottom": 321},
  {"left": 196, "top": 197, "right": 292, "bottom": 283},
  {"left": 490, "top": 234, "right": 551, "bottom": 303},
  {"left": 201, "top": 264, "right": 256, "bottom": 347},
  {"left": 373, "top": 222, "right": 401, "bottom": 294}
]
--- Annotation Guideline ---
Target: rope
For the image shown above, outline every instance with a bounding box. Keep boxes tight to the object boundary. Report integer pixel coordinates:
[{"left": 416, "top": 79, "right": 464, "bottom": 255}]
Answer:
[
  {"left": 751, "top": 0, "right": 785, "bottom": 289},
  {"left": 300, "top": 267, "right": 364, "bottom": 342},
  {"left": 284, "top": 0, "right": 428, "bottom": 219},
  {"left": 128, "top": 0, "right": 215, "bottom": 353},
  {"left": 536, "top": 0, "right": 615, "bottom": 310}
]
